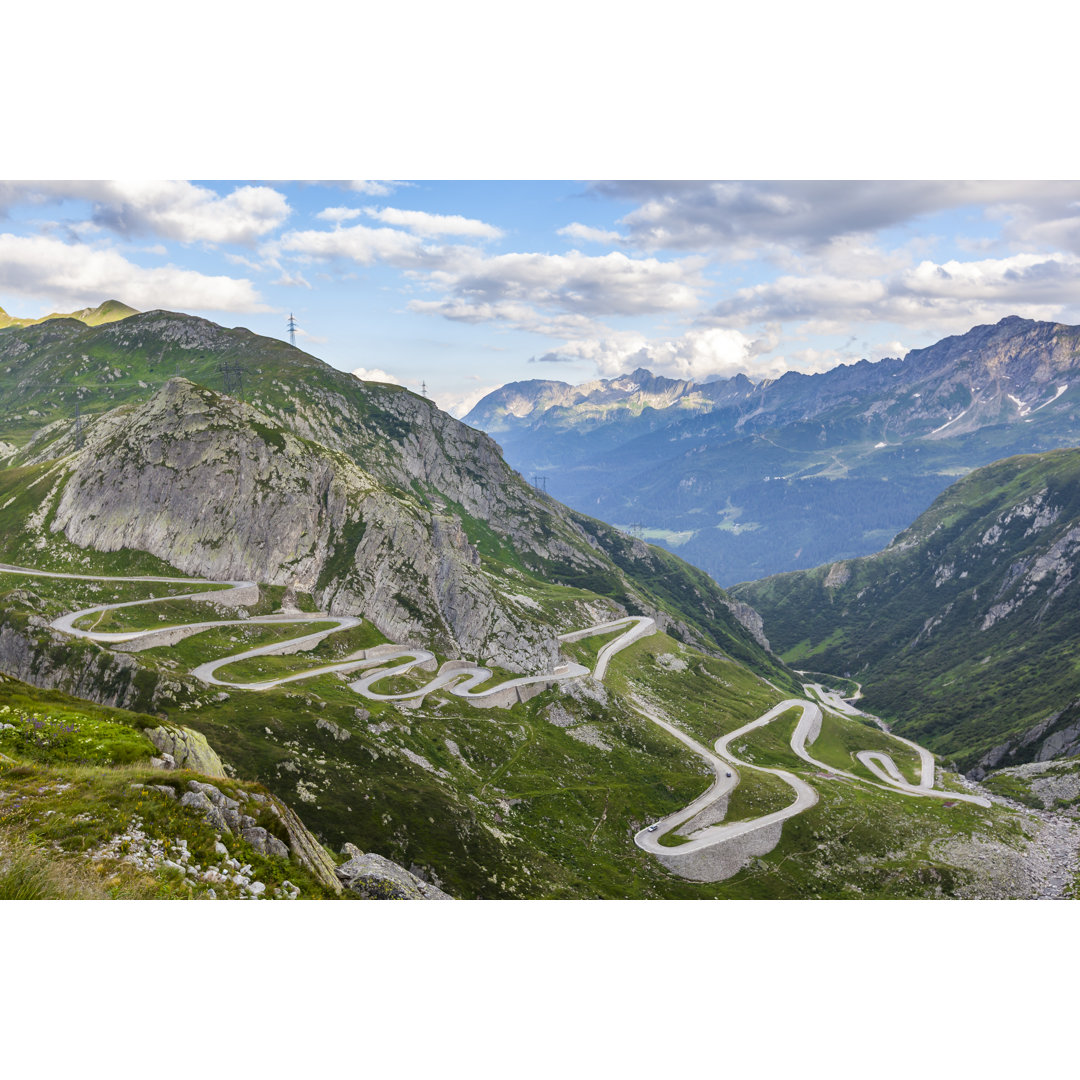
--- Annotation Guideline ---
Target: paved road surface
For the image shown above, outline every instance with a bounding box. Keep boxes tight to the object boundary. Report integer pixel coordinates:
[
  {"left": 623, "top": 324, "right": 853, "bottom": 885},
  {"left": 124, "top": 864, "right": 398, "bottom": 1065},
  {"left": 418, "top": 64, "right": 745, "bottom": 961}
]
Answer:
[{"left": 2, "top": 561, "right": 989, "bottom": 870}]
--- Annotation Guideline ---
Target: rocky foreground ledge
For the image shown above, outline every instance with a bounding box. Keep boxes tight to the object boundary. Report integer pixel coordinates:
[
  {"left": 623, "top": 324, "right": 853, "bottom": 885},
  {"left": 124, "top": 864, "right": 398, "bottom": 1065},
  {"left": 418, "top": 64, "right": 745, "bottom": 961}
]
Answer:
[{"left": 336, "top": 842, "right": 453, "bottom": 900}]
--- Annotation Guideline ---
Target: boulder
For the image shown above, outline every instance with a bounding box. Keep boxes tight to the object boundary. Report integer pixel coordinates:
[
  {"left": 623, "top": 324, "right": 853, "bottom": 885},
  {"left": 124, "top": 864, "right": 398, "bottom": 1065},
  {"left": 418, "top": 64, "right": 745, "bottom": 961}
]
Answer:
[
  {"left": 179, "top": 789, "right": 214, "bottom": 814},
  {"left": 145, "top": 726, "right": 227, "bottom": 777},
  {"left": 337, "top": 852, "right": 453, "bottom": 900}
]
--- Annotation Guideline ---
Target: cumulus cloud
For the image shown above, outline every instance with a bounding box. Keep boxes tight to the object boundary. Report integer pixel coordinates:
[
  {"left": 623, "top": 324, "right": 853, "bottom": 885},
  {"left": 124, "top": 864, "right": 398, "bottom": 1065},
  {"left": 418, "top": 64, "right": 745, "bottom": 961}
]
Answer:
[
  {"left": 274, "top": 223, "right": 435, "bottom": 266},
  {"left": 316, "top": 206, "right": 365, "bottom": 223},
  {"left": 705, "top": 251, "right": 1080, "bottom": 336},
  {"left": 424, "top": 249, "right": 704, "bottom": 317},
  {"left": 0, "top": 181, "right": 290, "bottom": 245},
  {"left": 525, "top": 326, "right": 782, "bottom": 382},
  {"left": 436, "top": 383, "right": 502, "bottom": 419},
  {"left": 0, "top": 232, "right": 269, "bottom": 312},
  {"left": 408, "top": 298, "right": 599, "bottom": 339},
  {"left": 281, "top": 219, "right": 704, "bottom": 321},
  {"left": 557, "top": 222, "right": 627, "bottom": 245},
  {"left": 362, "top": 207, "right": 502, "bottom": 239},
  {"left": 351, "top": 366, "right": 404, "bottom": 386},
  {"left": 593, "top": 180, "right": 1080, "bottom": 256}
]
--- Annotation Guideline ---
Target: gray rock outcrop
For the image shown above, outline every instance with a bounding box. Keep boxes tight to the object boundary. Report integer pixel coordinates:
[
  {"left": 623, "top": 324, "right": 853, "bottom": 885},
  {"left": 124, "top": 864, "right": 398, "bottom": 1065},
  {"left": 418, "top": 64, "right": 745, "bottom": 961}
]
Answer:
[
  {"left": 45, "top": 380, "right": 565, "bottom": 671},
  {"left": 174, "top": 779, "right": 340, "bottom": 892},
  {"left": 146, "top": 726, "right": 227, "bottom": 777},
  {"left": 723, "top": 600, "right": 771, "bottom": 652},
  {"left": 968, "top": 699, "right": 1080, "bottom": 778},
  {"left": 336, "top": 851, "right": 453, "bottom": 900}
]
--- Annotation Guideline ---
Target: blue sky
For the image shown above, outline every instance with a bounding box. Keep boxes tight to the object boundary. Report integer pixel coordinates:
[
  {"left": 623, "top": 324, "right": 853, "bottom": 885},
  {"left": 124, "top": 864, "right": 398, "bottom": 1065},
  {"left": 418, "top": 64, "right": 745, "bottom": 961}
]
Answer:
[{"left": 5, "top": 179, "right": 1080, "bottom": 416}]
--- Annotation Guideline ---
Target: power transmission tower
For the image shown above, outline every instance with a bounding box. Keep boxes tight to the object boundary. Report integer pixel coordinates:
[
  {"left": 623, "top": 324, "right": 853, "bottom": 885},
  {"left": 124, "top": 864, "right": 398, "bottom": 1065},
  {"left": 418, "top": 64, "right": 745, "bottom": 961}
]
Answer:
[
  {"left": 421, "top": 380, "right": 427, "bottom": 398},
  {"left": 218, "top": 359, "right": 245, "bottom": 398},
  {"left": 532, "top": 474, "right": 548, "bottom": 493},
  {"left": 0, "top": 379, "right": 89, "bottom": 446},
  {"left": 287, "top": 313, "right": 298, "bottom": 347}
]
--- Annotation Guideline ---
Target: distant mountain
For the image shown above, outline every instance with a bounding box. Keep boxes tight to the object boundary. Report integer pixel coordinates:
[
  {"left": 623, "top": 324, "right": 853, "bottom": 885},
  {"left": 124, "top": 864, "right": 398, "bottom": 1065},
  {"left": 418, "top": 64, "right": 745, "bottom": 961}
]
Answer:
[
  {"left": 464, "top": 317, "right": 1080, "bottom": 584},
  {"left": 0, "top": 298, "right": 137, "bottom": 331},
  {"left": 731, "top": 447, "right": 1080, "bottom": 773},
  {"left": 466, "top": 368, "right": 755, "bottom": 433}
]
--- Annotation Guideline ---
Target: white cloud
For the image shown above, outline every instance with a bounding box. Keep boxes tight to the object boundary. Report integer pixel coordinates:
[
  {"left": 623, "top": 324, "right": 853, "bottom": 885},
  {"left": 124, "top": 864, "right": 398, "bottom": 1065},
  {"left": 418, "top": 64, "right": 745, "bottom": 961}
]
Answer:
[
  {"left": 625, "top": 327, "right": 768, "bottom": 380},
  {"left": 408, "top": 298, "right": 600, "bottom": 338},
  {"left": 316, "top": 206, "right": 365, "bottom": 223},
  {"left": 0, "top": 232, "right": 269, "bottom": 313},
  {"left": 868, "top": 340, "right": 907, "bottom": 362},
  {"left": 424, "top": 249, "right": 704, "bottom": 317},
  {"left": 363, "top": 206, "right": 501, "bottom": 239},
  {"left": 527, "top": 325, "right": 781, "bottom": 382},
  {"left": 0, "top": 181, "right": 290, "bottom": 245},
  {"left": 273, "top": 270, "right": 312, "bottom": 288},
  {"left": 705, "top": 251, "right": 1080, "bottom": 336},
  {"left": 347, "top": 181, "right": 411, "bottom": 196},
  {"left": 224, "top": 252, "right": 266, "bottom": 272},
  {"left": 351, "top": 366, "right": 404, "bottom": 386},
  {"left": 557, "top": 222, "right": 627, "bottom": 245},
  {"left": 279, "top": 221, "right": 703, "bottom": 321},
  {"left": 899, "top": 252, "right": 1080, "bottom": 301},
  {"left": 274, "top": 223, "right": 434, "bottom": 266},
  {"left": 709, "top": 273, "right": 889, "bottom": 324},
  {"left": 436, "top": 383, "right": 502, "bottom": 418},
  {"left": 594, "top": 180, "right": 1080, "bottom": 256}
]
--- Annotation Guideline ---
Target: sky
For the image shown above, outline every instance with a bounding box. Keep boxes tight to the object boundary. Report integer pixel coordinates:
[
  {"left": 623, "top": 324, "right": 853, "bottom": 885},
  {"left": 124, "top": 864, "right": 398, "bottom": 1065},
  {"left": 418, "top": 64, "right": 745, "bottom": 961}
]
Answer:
[{"left": 5, "top": 180, "right": 1080, "bottom": 417}]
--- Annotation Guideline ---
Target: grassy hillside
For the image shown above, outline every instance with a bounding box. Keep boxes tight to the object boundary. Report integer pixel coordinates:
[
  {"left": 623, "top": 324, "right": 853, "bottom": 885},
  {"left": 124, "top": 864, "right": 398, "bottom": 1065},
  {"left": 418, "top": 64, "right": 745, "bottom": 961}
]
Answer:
[
  {"left": 0, "top": 308, "right": 794, "bottom": 690},
  {"left": 0, "top": 299, "right": 137, "bottom": 332},
  {"left": 733, "top": 448, "right": 1080, "bottom": 770},
  {"left": 2, "top": 605, "right": 1050, "bottom": 899},
  {"left": 0, "top": 673, "right": 338, "bottom": 899}
]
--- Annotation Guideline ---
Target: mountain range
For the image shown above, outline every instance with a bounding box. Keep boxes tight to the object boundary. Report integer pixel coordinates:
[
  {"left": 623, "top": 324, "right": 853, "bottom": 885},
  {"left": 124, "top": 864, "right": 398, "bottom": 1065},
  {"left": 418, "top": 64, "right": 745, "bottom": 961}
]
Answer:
[{"left": 466, "top": 317, "right": 1080, "bottom": 584}]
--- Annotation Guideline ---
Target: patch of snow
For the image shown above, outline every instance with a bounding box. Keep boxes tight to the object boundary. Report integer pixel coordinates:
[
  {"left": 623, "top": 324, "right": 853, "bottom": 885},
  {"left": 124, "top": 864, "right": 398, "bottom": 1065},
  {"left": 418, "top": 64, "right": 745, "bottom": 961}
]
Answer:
[
  {"left": 1032, "top": 384, "right": 1068, "bottom": 412},
  {"left": 929, "top": 407, "right": 969, "bottom": 435}
]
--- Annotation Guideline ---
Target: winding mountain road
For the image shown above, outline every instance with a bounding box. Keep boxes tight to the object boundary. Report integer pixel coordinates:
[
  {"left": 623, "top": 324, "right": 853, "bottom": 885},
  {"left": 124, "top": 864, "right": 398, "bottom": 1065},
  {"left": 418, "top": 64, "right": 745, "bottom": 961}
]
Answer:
[{"left": 1, "top": 561, "right": 988, "bottom": 878}]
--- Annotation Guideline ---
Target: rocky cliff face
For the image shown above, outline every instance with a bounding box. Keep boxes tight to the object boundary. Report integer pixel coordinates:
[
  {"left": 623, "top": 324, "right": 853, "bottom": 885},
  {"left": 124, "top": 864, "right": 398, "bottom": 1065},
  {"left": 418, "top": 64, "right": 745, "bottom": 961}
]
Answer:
[
  {"left": 35, "top": 380, "right": 561, "bottom": 670},
  {"left": 15, "top": 377, "right": 779, "bottom": 681}
]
